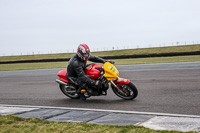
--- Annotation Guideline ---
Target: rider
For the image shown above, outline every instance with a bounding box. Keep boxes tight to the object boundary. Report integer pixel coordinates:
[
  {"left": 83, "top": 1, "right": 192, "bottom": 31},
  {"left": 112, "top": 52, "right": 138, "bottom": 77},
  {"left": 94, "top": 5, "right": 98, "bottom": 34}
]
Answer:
[{"left": 66, "top": 43, "right": 114, "bottom": 101}]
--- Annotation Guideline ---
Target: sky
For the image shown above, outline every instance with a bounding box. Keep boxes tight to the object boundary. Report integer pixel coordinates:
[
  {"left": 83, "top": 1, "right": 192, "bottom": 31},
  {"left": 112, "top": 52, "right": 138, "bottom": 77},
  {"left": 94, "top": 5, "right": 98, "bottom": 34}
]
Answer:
[{"left": 0, "top": 0, "right": 200, "bottom": 56}]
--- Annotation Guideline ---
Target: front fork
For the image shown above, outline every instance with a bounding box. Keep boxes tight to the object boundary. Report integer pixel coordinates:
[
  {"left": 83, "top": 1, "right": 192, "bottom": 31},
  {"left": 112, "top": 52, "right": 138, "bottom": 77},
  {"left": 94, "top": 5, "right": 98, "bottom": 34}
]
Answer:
[
  {"left": 110, "top": 80, "right": 125, "bottom": 94},
  {"left": 110, "top": 77, "right": 131, "bottom": 94}
]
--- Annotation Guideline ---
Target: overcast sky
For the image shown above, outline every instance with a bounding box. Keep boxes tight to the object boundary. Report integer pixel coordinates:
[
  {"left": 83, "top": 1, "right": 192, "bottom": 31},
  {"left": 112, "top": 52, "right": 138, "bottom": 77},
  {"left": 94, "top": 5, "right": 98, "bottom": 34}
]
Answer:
[{"left": 0, "top": 0, "right": 200, "bottom": 56}]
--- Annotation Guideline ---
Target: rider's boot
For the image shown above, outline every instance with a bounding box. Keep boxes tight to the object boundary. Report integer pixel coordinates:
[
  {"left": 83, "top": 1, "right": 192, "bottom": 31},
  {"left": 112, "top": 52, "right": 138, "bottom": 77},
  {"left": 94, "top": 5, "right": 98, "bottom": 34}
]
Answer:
[{"left": 79, "top": 89, "right": 86, "bottom": 101}]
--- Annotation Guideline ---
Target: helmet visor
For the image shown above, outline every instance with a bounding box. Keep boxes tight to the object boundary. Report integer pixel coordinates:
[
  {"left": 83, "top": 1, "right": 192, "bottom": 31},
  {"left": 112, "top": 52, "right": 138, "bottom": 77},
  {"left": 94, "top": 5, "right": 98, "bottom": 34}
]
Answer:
[{"left": 83, "top": 51, "right": 90, "bottom": 59}]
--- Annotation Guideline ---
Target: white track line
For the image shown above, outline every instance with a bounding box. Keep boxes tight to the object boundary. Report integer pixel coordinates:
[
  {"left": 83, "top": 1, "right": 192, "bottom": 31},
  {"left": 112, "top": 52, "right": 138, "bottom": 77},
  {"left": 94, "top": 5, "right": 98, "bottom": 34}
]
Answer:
[{"left": 1, "top": 104, "right": 200, "bottom": 118}]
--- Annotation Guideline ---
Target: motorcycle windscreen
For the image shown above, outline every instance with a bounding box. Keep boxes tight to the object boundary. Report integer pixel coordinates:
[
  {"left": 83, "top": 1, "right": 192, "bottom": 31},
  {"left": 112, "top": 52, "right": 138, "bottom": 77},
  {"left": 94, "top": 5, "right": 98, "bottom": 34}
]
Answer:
[{"left": 103, "top": 62, "right": 119, "bottom": 80}]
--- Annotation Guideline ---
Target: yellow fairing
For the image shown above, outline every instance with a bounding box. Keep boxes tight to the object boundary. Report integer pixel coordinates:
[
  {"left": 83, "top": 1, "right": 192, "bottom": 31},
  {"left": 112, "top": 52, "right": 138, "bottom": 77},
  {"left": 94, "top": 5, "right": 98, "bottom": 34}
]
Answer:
[{"left": 104, "top": 62, "right": 119, "bottom": 80}]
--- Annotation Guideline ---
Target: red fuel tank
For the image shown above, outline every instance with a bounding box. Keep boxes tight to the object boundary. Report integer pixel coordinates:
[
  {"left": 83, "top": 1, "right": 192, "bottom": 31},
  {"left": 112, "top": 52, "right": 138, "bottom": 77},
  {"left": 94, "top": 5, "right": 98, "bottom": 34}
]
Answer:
[{"left": 85, "top": 64, "right": 102, "bottom": 80}]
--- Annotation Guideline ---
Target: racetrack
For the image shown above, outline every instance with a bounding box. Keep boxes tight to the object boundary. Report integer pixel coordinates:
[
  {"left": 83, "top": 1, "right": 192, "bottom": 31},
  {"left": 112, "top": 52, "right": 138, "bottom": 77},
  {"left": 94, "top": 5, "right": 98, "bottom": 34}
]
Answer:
[{"left": 0, "top": 62, "right": 200, "bottom": 115}]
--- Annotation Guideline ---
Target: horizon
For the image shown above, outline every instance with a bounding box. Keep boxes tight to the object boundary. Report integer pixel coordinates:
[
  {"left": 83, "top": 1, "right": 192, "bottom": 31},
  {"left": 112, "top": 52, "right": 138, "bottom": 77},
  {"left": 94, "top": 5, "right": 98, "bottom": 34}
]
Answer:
[
  {"left": 0, "top": 43, "right": 199, "bottom": 57},
  {"left": 1, "top": 0, "right": 200, "bottom": 56}
]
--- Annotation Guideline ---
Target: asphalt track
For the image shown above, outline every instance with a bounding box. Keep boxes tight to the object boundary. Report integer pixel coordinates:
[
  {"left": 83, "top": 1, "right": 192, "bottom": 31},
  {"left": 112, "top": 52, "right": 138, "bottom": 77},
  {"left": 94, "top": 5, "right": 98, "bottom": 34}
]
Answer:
[{"left": 0, "top": 61, "right": 200, "bottom": 115}]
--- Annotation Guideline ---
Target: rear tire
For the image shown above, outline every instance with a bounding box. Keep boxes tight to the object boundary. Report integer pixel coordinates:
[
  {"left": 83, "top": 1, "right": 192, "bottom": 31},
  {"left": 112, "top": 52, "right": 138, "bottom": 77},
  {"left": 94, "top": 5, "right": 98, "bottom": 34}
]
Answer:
[
  {"left": 112, "top": 82, "right": 138, "bottom": 100},
  {"left": 59, "top": 84, "right": 80, "bottom": 99}
]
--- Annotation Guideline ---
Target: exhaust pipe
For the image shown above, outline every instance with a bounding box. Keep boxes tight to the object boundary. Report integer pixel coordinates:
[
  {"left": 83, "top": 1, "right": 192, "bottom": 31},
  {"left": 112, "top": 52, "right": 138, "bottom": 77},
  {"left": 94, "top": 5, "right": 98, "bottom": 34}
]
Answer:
[
  {"left": 56, "top": 79, "right": 77, "bottom": 93},
  {"left": 55, "top": 79, "right": 68, "bottom": 85}
]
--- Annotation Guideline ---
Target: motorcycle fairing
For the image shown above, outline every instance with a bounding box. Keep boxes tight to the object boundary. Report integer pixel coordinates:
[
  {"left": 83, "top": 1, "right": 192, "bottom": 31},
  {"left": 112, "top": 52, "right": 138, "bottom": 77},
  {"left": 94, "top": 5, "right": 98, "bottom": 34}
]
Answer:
[
  {"left": 57, "top": 70, "right": 69, "bottom": 82},
  {"left": 104, "top": 62, "right": 119, "bottom": 80}
]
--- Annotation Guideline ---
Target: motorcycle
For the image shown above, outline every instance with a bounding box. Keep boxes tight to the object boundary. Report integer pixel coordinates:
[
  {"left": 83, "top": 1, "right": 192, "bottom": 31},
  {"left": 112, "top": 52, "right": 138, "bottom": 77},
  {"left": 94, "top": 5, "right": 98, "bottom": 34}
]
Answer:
[{"left": 56, "top": 62, "right": 138, "bottom": 100}]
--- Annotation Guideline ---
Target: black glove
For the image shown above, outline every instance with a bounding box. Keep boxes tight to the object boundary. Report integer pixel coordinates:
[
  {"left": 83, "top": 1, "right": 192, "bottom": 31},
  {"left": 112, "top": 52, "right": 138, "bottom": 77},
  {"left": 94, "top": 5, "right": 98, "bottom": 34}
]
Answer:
[
  {"left": 95, "top": 80, "right": 102, "bottom": 88},
  {"left": 105, "top": 60, "right": 115, "bottom": 64}
]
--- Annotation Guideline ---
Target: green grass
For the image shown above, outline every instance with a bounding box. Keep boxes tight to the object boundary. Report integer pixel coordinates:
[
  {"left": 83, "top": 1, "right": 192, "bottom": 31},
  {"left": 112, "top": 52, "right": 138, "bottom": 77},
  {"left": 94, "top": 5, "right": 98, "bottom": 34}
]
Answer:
[
  {"left": 0, "top": 44, "right": 200, "bottom": 62},
  {"left": 0, "top": 55, "right": 199, "bottom": 71},
  {"left": 112, "top": 55, "right": 200, "bottom": 65},
  {"left": 0, "top": 115, "right": 197, "bottom": 133},
  {"left": 0, "top": 44, "right": 199, "bottom": 71}
]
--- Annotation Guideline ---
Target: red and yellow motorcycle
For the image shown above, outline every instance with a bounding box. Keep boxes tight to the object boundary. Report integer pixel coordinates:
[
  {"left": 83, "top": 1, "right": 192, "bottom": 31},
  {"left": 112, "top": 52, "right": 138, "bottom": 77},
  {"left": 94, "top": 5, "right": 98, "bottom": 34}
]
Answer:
[{"left": 56, "top": 62, "right": 138, "bottom": 100}]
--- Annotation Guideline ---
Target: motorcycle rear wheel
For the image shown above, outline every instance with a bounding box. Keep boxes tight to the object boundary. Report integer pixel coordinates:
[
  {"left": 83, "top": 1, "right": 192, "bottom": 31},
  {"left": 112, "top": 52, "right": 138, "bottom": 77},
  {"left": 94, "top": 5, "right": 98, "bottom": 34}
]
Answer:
[
  {"left": 112, "top": 82, "right": 138, "bottom": 100},
  {"left": 59, "top": 84, "right": 80, "bottom": 99}
]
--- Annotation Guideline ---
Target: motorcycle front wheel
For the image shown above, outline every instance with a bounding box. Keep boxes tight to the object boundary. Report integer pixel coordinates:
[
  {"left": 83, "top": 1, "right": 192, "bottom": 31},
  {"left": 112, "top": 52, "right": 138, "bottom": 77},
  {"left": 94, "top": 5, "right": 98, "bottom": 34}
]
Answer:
[{"left": 112, "top": 82, "right": 138, "bottom": 100}]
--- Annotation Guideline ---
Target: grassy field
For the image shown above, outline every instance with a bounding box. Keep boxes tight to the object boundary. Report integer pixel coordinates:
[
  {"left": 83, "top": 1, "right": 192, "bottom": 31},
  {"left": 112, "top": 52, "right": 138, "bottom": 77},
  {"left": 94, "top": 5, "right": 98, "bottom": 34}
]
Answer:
[
  {"left": 0, "top": 44, "right": 200, "bottom": 62},
  {"left": 0, "top": 115, "right": 197, "bottom": 133},
  {"left": 0, "top": 55, "right": 199, "bottom": 71},
  {"left": 0, "top": 55, "right": 200, "bottom": 71}
]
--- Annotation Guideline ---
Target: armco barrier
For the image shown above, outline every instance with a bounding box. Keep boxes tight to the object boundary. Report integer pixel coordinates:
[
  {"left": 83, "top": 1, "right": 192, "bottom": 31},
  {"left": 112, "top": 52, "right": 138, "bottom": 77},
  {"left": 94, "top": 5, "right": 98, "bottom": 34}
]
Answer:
[
  {"left": 102, "top": 51, "right": 200, "bottom": 59},
  {"left": 0, "top": 51, "right": 199, "bottom": 64}
]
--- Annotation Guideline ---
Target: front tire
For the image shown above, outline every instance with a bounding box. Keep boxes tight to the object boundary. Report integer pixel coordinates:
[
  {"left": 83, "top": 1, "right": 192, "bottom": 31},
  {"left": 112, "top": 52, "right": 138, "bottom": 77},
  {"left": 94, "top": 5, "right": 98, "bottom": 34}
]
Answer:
[{"left": 112, "top": 82, "right": 138, "bottom": 100}]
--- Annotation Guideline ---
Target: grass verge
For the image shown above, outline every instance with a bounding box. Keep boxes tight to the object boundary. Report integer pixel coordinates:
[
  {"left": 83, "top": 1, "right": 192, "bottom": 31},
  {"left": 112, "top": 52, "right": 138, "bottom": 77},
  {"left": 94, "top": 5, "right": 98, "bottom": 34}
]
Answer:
[
  {"left": 0, "top": 55, "right": 199, "bottom": 71},
  {"left": 0, "top": 115, "right": 197, "bottom": 133},
  {"left": 0, "top": 44, "right": 200, "bottom": 62}
]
